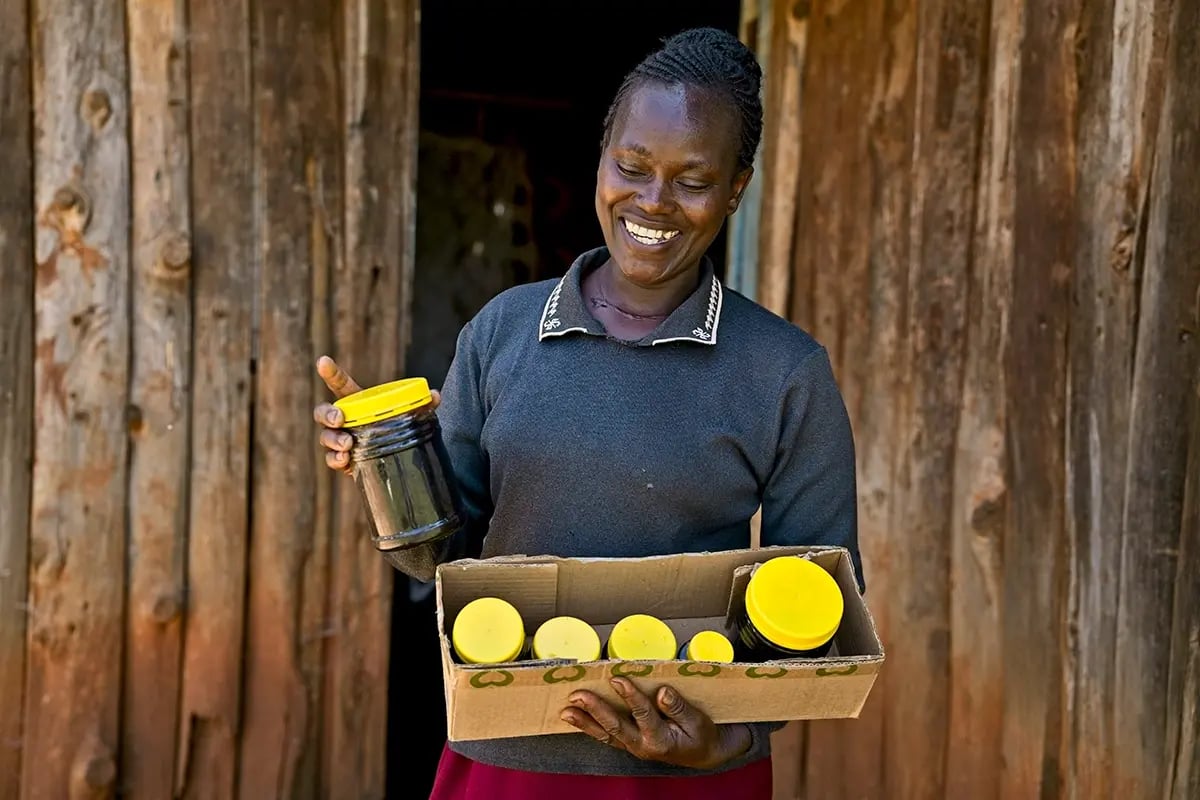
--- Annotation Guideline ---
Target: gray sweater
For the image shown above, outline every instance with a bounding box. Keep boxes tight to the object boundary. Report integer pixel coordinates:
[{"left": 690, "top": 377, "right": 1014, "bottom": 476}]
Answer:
[{"left": 386, "top": 247, "right": 861, "bottom": 777}]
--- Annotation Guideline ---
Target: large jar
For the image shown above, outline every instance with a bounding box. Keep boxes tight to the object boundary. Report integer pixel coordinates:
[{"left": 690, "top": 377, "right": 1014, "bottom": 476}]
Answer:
[
  {"left": 532, "top": 616, "right": 602, "bottom": 662},
  {"left": 734, "top": 556, "right": 844, "bottom": 662},
  {"left": 451, "top": 597, "right": 527, "bottom": 664},
  {"left": 334, "top": 378, "right": 464, "bottom": 552},
  {"left": 605, "top": 614, "right": 677, "bottom": 660}
]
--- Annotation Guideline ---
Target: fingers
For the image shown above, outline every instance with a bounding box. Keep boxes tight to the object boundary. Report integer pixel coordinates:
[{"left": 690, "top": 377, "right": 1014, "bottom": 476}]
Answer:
[
  {"left": 316, "top": 355, "right": 362, "bottom": 398},
  {"left": 320, "top": 428, "right": 353, "bottom": 452},
  {"left": 313, "top": 403, "right": 344, "bottom": 429},
  {"left": 430, "top": 389, "right": 441, "bottom": 410},
  {"left": 562, "top": 691, "right": 635, "bottom": 750},
  {"left": 655, "top": 685, "right": 703, "bottom": 732},
  {"left": 325, "top": 450, "right": 351, "bottom": 472},
  {"left": 611, "top": 678, "right": 663, "bottom": 737}
]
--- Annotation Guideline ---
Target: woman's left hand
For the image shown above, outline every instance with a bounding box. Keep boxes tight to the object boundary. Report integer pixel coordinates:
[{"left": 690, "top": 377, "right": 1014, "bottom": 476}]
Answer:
[{"left": 560, "top": 677, "right": 752, "bottom": 770}]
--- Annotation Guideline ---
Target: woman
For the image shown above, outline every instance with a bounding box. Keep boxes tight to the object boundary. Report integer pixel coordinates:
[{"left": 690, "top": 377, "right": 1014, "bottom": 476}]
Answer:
[{"left": 314, "top": 27, "right": 860, "bottom": 800}]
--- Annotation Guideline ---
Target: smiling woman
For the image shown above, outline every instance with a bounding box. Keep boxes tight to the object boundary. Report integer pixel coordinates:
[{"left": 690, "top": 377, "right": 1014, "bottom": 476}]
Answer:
[{"left": 314, "top": 25, "right": 861, "bottom": 800}]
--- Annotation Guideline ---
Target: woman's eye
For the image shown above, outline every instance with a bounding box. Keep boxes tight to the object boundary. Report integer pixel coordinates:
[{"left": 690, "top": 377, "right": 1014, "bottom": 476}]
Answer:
[
  {"left": 616, "top": 163, "right": 645, "bottom": 178},
  {"left": 678, "top": 180, "right": 710, "bottom": 191}
]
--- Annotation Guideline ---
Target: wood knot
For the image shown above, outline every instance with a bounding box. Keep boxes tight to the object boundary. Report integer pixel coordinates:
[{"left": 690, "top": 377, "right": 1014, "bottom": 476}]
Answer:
[
  {"left": 159, "top": 233, "right": 191, "bottom": 272},
  {"left": 51, "top": 185, "right": 92, "bottom": 233},
  {"left": 81, "top": 89, "right": 112, "bottom": 131},
  {"left": 1110, "top": 227, "right": 1134, "bottom": 273},
  {"left": 151, "top": 590, "right": 181, "bottom": 624},
  {"left": 71, "top": 748, "right": 116, "bottom": 795}
]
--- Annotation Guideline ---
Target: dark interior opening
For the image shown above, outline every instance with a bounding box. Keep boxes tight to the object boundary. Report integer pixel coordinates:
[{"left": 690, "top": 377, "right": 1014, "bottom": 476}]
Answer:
[{"left": 390, "top": 4, "right": 742, "bottom": 796}]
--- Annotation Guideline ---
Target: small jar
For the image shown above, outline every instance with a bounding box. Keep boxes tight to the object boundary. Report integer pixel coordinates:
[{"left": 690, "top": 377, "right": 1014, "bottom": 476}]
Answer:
[
  {"left": 532, "top": 616, "right": 602, "bottom": 662},
  {"left": 677, "top": 630, "right": 734, "bottom": 663},
  {"left": 735, "top": 556, "right": 844, "bottom": 662},
  {"left": 335, "top": 378, "right": 464, "bottom": 552},
  {"left": 451, "top": 597, "right": 526, "bottom": 664},
  {"left": 605, "top": 614, "right": 677, "bottom": 660}
]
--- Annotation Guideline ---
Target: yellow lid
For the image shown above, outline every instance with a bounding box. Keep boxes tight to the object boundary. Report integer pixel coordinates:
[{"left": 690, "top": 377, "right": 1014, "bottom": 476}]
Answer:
[
  {"left": 451, "top": 597, "right": 526, "bottom": 664},
  {"left": 607, "top": 614, "right": 677, "bottom": 660},
  {"left": 333, "top": 378, "right": 433, "bottom": 428},
  {"left": 685, "top": 630, "right": 734, "bottom": 663},
  {"left": 532, "top": 616, "right": 602, "bottom": 662},
  {"left": 744, "top": 557, "right": 843, "bottom": 652}
]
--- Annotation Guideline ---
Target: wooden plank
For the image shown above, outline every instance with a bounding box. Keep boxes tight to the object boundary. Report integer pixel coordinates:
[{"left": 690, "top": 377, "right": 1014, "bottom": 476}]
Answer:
[
  {"left": 0, "top": 0, "right": 33, "bottom": 792},
  {"left": 1113, "top": 0, "right": 1200, "bottom": 790},
  {"left": 796, "top": 2, "right": 914, "bottom": 797},
  {"left": 173, "top": 0, "right": 255, "bottom": 796},
  {"left": 23, "top": 1, "right": 131, "bottom": 797},
  {"left": 321, "top": 0, "right": 419, "bottom": 796},
  {"left": 941, "top": 0, "right": 1012, "bottom": 797},
  {"left": 238, "top": 0, "right": 342, "bottom": 795},
  {"left": 1165, "top": 366, "right": 1200, "bottom": 800},
  {"left": 1001, "top": 0, "right": 1079, "bottom": 795},
  {"left": 1065, "top": 0, "right": 1170, "bottom": 794},
  {"left": 878, "top": 2, "right": 987, "bottom": 797},
  {"left": 756, "top": 0, "right": 806, "bottom": 318},
  {"left": 122, "top": 1, "right": 192, "bottom": 795}
]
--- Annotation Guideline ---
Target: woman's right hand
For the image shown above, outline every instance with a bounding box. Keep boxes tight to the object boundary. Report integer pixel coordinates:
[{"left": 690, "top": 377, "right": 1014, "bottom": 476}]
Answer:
[{"left": 313, "top": 355, "right": 441, "bottom": 474}]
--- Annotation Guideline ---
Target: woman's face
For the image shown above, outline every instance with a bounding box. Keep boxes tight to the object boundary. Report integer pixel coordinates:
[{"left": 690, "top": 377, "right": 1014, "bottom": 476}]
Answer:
[{"left": 596, "top": 81, "right": 752, "bottom": 288}]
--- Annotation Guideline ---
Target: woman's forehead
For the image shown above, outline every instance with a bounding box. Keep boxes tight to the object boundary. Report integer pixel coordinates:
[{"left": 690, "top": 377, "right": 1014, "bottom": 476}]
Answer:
[{"left": 611, "top": 81, "right": 739, "bottom": 160}]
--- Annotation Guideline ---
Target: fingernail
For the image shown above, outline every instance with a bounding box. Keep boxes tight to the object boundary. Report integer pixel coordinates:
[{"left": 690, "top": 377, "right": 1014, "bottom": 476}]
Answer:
[
  {"left": 610, "top": 679, "right": 625, "bottom": 696},
  {"left": 560, "top": 712, "right": 575, "bottom": 725},
  {"left": 569, "top": 695, "right": 584, "bottom": 706},
  {"left": 326, "top": 410, "right": 340, "bottom": 425},
  {"left": 661, "top": 687, "right": 677, "bottom": 704},
  {"left": 340, "top": 434, "right": 352, "bottom": 448}
]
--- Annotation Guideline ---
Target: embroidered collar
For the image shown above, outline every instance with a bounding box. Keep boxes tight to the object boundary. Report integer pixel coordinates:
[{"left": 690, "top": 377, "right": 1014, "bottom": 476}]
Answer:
[{"left": 538, "top": 247, "right": 724, "bottom": 347}]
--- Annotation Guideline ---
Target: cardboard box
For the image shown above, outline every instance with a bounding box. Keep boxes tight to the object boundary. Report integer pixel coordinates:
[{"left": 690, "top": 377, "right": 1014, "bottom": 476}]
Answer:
[{"left": 434, "top": 545, "right": 884, "bottom": 742}]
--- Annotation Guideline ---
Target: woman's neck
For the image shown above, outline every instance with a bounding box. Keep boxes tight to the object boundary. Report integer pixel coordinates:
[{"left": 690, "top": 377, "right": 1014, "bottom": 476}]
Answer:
[{"left": 592, "top": 258, "right": 700, "bottom": 319}]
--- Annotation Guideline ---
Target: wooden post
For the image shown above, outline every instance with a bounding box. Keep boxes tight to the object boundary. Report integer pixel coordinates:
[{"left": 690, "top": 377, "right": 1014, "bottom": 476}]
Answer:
[
  {"left": 238, "top": 0, "right": 342, "bottom": 795},
  {"left": 0, "top": 0, "right": 33, "bottom": 793},
  {"left": 1113, "top": 0, "right": 1200, "bottom": 791},
  {"left": 123, "top": 0, "right": 192, "bottom": 795},
  {"left": 174, "top": 0, "right": 255, "bottom": 796},
  {"left": 23, "top": 1, "right": 131, "bottom": 797}
]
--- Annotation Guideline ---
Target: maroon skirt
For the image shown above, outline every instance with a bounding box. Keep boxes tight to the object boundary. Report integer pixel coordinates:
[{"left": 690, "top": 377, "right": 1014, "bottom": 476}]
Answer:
[{"left": 428, "top": 743, "right": 773, "bottom": 800}]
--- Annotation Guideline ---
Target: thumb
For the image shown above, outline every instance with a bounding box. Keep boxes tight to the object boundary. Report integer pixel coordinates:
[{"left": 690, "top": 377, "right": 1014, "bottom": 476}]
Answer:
[
  {"left": 316, "top": 356, "right": 362, "bottom": 399},
  {"left": 656, "top": 686, "right": 702, "bottom": 730}
]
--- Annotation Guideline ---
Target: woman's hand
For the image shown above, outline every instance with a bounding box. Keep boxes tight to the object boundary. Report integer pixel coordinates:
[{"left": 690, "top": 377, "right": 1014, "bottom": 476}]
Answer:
[
  {"left": 312, "top": 355, "right": 440, "bottom": 474},
  {"left": 560, "top": 677, "right": 752, "bottom": 770}
]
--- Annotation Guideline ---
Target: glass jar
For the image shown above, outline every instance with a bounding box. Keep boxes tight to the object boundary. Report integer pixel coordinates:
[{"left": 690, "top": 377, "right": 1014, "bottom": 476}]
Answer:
[
  {"left": 532, "top": 616, "right": 602, "bottom": 662},
  {"left": 734, "top": 556, "right": 844, "bottom": 662},
  {"left": 451, "top": 597, "right": 526, "bottom": 664},
  {"left": 677, "top": 630, "right": 734, "bottom": 663},
  {"left": 334, "top": 378, "right": 464, "bottom": 552},
  {"left": 605, "top": 614, "right": 677, "bottom": 660}
]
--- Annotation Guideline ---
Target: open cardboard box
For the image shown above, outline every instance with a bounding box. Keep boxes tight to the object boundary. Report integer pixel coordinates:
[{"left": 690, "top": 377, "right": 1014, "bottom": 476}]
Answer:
[{"left": 434, "top": 545, "right": 884, "bottom": 742}]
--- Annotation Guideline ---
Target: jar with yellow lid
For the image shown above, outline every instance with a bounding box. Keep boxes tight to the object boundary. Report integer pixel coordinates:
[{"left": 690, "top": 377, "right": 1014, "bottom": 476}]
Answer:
[
  {"left": 605, "top": 614, "right": 677, "bottom": 661},
  {"left": 451, "top": 597, "right": 527, "bottom": 664},
  {"left": 677, "top": 630, "right": 734, "bottom": 663},
  {"left": 532, "top": 616, "right": 602, "bottom": 662},
  {"left": 334, "top": 378, "right": 464, "bottom": 552},
  {"left": 734, "top": 556, "right": 844, "bottom": 661}
]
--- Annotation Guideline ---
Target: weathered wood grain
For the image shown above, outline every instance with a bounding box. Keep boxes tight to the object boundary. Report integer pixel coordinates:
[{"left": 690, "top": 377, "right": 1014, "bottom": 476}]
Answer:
[
  {"left": 756, "top": 0, "right": 806, "bottom": 319},
  {"left": 122, "top": 1, "right": 192, "bottom": 795},
  {"left": 23, "top": 1, "right": 131, "bottom": 797},
  {"left": 1066, "top": 0, "right": 1170, "bottom": 794},
  {"left": 238, "top": 0, "right": 342, "bottom": 795},
  {"left": 173, "top": 2, "right": 255, "bottom": 797},
  {"left": 0, "top": 0, "right": 33, "bottom": 793},
  {"left": 1113, "top": 0, "right": 1200, "bottom": 791},
  {"left": 321, "top": 0, "right": 419, "bottom": 796},
  {"left": 795, "top": 2, "right": 914, "bottom": 797},
  {"left": 1001, "top": 0, "right": 1079, "bottom": 796}
]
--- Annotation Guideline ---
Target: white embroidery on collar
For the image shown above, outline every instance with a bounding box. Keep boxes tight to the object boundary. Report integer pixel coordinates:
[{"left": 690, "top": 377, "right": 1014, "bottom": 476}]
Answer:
[
  {"left": 538, "top": 277, "right": 588, "bottom": 341},
  {"left": 652, "top": 275, "right": 723, "bottom": 346}
]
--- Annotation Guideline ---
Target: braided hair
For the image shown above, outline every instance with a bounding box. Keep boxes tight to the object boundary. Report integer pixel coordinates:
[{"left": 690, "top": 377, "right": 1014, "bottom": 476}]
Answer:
[{"left": 601, "top": 27, "right": 764, "bottom": 172}]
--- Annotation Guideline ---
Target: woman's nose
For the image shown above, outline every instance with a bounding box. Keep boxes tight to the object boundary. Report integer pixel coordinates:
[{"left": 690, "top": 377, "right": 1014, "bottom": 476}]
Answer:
[{"left": 636, "top": 177, "right": 674, "bottom": 214}]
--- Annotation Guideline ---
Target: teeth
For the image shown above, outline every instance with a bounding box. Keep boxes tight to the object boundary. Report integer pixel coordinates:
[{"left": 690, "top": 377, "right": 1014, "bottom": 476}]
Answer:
[{"left": 624, "top": 219, "right": 679, "bottom": 245}]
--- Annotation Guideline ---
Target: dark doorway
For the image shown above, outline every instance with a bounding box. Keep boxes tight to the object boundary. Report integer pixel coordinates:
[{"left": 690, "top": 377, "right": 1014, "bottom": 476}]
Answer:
[{"left": 390, "top": 3, "right": 742, "bottom": 797}]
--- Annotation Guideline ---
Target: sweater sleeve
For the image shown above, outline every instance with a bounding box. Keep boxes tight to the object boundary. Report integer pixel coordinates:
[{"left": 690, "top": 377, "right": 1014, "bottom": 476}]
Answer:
[
  {"left": 759, "top": 347, "right": 864, "bottom": 592},
  {"left": 382, "top": 321, "right": 493, "bottom": 582}
]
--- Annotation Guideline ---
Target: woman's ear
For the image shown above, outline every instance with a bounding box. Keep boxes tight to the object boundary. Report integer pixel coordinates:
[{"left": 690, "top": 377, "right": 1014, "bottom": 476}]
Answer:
[{"left": 728, "top": 167, "right": 754, "bottom": 215}]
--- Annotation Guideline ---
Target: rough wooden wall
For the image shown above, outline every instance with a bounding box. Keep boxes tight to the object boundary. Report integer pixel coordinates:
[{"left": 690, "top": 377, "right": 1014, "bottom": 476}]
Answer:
[{"left": 754, "top": 1, "right": 1200, "bottom": 798}]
